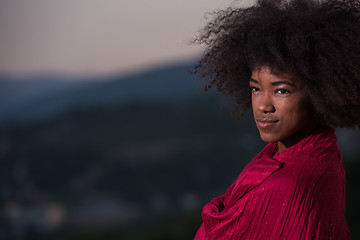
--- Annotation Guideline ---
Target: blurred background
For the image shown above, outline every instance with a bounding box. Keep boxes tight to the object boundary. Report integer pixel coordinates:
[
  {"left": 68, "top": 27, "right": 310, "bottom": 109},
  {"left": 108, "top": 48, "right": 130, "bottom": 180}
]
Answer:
[{"left": 0, "top": 0, "right": 359, "bottom": 239}]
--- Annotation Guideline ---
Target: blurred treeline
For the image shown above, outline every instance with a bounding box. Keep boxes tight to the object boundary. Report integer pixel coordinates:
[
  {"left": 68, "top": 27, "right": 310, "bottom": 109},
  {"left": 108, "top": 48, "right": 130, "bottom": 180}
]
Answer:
[{"left": 0, "top": 63, "right": 359, "bottom": 240}]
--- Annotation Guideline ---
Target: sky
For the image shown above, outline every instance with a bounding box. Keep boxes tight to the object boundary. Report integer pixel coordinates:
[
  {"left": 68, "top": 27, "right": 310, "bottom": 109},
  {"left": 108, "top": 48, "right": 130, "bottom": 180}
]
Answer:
[{"left": 0, "top": 0, "right": 254, "bottom": 77}]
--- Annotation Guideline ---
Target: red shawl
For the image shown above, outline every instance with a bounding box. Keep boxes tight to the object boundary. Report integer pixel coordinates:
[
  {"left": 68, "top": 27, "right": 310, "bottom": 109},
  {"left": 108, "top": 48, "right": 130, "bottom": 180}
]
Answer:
[{"left": 194, "top": 128, "right": 350, "bottom": 240}]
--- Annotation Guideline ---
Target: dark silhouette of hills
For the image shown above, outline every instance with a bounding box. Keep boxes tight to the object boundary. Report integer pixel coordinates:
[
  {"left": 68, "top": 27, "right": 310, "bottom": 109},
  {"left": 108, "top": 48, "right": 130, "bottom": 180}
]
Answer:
[{"left": 0, "top": 62, "right": 207, "bottom": 125}]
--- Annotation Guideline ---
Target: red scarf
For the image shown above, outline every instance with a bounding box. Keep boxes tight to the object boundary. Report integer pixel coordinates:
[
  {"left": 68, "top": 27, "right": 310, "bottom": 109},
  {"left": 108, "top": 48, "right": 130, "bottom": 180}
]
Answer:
[{"left": 194, "top": 128, "right": 349, "bottom": 240}]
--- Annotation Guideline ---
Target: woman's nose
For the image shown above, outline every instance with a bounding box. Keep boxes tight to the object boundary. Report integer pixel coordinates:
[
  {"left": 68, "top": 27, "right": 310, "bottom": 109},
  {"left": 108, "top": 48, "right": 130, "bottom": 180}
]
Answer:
[{"left": 257, "top": 93, "right": 275, "bottom": 113}]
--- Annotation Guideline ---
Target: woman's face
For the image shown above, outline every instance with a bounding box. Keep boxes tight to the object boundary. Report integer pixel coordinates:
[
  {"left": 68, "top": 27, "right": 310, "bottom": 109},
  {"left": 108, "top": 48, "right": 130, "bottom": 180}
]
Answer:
[{"left": 250, "top": 66, "right": 319, "bottom": 152}]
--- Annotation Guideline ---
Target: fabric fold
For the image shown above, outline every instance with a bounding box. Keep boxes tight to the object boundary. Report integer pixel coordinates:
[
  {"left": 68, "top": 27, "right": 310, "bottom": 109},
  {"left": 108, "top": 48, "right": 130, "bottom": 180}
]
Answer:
[{"left": 195, "top": 128, "right": 350, "bottom": 240}]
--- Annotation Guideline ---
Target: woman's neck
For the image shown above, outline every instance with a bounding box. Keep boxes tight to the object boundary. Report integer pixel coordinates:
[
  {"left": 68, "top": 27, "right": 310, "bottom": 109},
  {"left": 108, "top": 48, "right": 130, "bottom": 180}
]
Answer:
[{"left": 277, "top": 121, "right": 324, "bottom": 153}]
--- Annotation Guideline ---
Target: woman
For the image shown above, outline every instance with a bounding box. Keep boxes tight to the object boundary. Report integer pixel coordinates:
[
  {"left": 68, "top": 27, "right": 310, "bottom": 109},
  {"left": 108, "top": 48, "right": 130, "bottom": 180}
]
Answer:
[{"left": 193, "top": 0, "right": 360, "bottom": 239}]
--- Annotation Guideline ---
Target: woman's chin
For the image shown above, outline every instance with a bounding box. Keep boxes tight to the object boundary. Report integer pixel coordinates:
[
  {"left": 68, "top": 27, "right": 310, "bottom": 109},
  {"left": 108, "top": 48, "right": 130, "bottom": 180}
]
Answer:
[{"left": 259, "top": 132, "right": 279, "bottom": 143}]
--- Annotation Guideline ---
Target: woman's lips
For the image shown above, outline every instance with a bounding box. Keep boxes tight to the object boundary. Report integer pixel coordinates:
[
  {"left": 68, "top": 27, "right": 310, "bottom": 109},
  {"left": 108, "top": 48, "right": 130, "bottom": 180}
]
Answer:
[{"left": 256, "top": 118, "right": 279, "bottom": 128}]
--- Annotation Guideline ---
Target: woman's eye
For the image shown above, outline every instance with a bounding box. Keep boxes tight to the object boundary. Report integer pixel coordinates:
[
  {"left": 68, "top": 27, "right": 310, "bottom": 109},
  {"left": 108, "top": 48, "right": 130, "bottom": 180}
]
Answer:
[
  {"left": 275, "top": 89, "right": 290, "bottom": 94},
  {"left": 251, "top": 87, "right": 259, "bottom": 92}
]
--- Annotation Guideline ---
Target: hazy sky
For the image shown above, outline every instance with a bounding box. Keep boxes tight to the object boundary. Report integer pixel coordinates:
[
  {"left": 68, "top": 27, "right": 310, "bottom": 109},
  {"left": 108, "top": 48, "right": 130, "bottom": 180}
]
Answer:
[{"left": 0, "top": 0, "right": 254, "bottom": 76}]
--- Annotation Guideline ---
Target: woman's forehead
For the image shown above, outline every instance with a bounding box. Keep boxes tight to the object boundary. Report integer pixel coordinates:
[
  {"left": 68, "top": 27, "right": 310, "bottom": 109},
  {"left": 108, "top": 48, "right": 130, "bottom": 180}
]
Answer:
[
  {"left": 251, "top": 65, "right": 294, "bottom": 79},
  {"left": 250, "top": 65, "right": 301, "bottom": 86}
]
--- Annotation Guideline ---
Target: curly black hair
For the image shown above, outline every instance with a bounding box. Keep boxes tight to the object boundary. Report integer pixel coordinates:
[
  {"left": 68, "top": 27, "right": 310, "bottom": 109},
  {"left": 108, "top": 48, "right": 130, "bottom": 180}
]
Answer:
[{"left": 194, "top": 0, "right": 360, "bottom": 127}]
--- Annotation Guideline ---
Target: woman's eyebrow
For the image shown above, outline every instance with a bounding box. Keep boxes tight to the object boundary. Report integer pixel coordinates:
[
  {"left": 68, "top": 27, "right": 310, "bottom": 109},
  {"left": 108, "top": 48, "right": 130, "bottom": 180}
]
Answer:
[
  {"left": 272, "top": 81, "right": 295, "bottom": 87},
  {"left": 250, "top": 78, "right": 258, "bottom": 83},
  {"left": 250, "top": 78, "right": 295, "bottom": 87}
]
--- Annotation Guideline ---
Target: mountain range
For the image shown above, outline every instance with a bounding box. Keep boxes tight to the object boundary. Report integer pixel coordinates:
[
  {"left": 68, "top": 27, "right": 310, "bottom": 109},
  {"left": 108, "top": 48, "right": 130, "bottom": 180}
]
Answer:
[{"left": 0, "top": 62, "right": 208, "bottom": 125}]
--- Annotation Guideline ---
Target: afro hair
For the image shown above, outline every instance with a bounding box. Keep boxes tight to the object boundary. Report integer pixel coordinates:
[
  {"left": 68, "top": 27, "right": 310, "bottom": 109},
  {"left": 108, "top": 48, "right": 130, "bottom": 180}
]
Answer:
[{"left": 194, "top": 0, "right": 360, "bottom": 127}]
